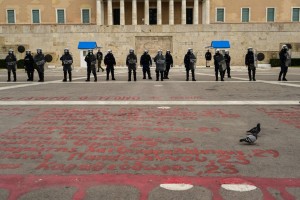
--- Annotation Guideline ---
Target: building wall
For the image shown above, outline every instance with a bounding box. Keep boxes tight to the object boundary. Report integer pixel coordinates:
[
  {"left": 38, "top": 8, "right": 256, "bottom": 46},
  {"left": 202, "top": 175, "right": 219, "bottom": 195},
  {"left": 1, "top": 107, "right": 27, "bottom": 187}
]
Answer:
[{"left": 1, "top": 24, "right": 299, "bottom": 67}]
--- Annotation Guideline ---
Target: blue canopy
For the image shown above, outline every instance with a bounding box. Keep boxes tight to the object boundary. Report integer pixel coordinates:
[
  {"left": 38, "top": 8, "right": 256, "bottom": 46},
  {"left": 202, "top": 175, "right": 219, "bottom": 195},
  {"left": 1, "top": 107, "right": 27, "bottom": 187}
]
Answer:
[
  {"left": 211, "top": 41, "right": 230, "bottom": 48},
  {"left": 78, "top": 41, "right": 98, "bottom": 49}
]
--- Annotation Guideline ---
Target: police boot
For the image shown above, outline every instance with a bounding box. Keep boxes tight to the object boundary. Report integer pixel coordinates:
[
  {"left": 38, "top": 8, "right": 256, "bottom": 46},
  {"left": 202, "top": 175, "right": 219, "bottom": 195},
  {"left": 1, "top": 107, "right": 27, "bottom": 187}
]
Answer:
[
  {"left": 228, "top": 69, "right": 231, "bottom": 78},
  {"left": 7, "top": 72, "right": 11, "bottom": 82},
  {"left": 69, "top": 72, "right": 72, "bottom": 82},
  {"left": 97, "top": 67, "right": 100, "bottom": 72},
  {"left": 128, "top": 71, "right": 132, "bottom": 82},
  {"left": 63, "top": 71, "right": 67, "bottom": 82},
  {"left": 112, "top": 72, "right": 116, "bottom": 80},
  {"left": 252, "top": 71, "right": 256, "bottom": 81},
  {"left": 27, "top": 71, "right": 31, "bottom": 81},
  {"left": 133, "top": 71, "right": 137, "bottom": 81},
  {"left": 106, "top": 71, "right": 109, "bottom": 81},
  {"left": 93, "top": 72, "right": 97, "bottom": 82},
  {"left": 221, "top": 71, "right": 224, "bottom": 81},
  {"left": 41, "top": 73, "right": 44, "bottom": 82},
  {"left": 143, "top": 71, "right": 146, "bottom": 79},
  {"left": 215, "top": 72, "right": 218, "bottom": 81},
  {"left": 161, "top": 72, "right": 164, "bottom": 81},
  {"left": 86, "top": 73, "right": 90, "bottom": 82},
  {"left": 13, "top": 71, "right": 17, "bottom": 82},
  {"left": 278, "top": 72, "right": 282, "bottom": 81},
  {"left": 164, "top": 71, "right": 168, "bottom": 79},
  {"left": 192, "top": 70, "right": 196, "bottom": 81},
  {"left": 186, "top": 71, "right": 189, "bottom": 81},
  {"left": 282, "top": 73, "right": 287, "bottom": 81},
  {"left": 248, "top": 71, "right": 252, "bottom": 81},
  {"left": 156, "top": 72, "right": 159, "bottom": 81},
  {"left": 30, "top": 71, "right": 34, "bottom": 81},
  {"left": 148, "top": 70, "right": 152, "bottom": 80}
]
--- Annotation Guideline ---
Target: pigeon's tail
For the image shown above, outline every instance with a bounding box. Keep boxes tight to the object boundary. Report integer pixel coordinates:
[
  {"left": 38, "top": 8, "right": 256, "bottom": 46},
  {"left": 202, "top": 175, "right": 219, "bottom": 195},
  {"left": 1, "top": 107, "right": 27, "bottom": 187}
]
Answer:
[{"left": 240, "top": 138, "right": 246, "bottom": 142}]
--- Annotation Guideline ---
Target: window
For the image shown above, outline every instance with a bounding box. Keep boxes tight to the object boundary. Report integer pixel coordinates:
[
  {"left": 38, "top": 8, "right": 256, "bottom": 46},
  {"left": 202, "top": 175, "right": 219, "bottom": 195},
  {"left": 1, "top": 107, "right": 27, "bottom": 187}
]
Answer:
[
  {"left": 241, "top": 8, "right": 250, "bottom": 22},
  {"left": 7, "top": 9, "right": 15, "bottom": 24},
  {"left": 292, "top": 8, "right": 300, "bottom": 22},
  {"left": 113, "top": 8, "right": 120, "bottom": 25},
  {"left": 186, "top": 8, "right": 193, "bottom": 24},
  {"left": 57, "top": 9, "right": 65, "bottom": 24},
  {"left": 32, "top": 9, "right": 40, "bottom": 23},
  {"left": 216, "top": 8, "right": 225, "bottom": 22},
  {"left": 267, "top": 8, "right": 275, "bottom": 22},
  {"left": 82, "top": 9, "right": 90, "bottom": 23},
  {"left": 149, "top": 8, "right": 157, "bottom": 25}
]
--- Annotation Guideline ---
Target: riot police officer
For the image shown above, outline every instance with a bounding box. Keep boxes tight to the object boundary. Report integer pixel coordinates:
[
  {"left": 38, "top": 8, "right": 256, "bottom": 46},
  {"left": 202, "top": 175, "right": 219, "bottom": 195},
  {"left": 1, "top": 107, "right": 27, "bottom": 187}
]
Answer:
[
  {"left": 184, "top": 48, "right": 197, "bottom": 81},
  {"left": 5, "top": 49, "right": 17, "bottom": 82},
  {"left": 85, "top": 49, "right": 97, "bottom": 82},
  {"left": 213, "top": 49, "right": 225, "bottom": 81},
  {"left": 224, "top": 50, "right": 231, "bottom": 78},
  {"left": 245, "top": 47, "right": 256, "bottom": 81},
  {"left": 24, "top": 50, "right": 34, "bottom": 81},
  {"left": 164, "top": 50, "right": 173, "bottom": 79},
  {"left": 140, "top": 50, "right": 152, "bottom": 80},
  {"left": 205, "top": 49, "right": 212, "bottom": 67},
  {"left": 278, "top": 45, "right": 291, "bottom": 81},
  {"left": 60, "top": 48, "right": 73, "bottom": 82},
  {"left": 33, "top": 48, "right": 45, "bottom": 82},
  {"left": 104, "top": 50, "right": 116, "bottom": 81},
  {"left": 154, "top": 50, "right": 166, "bottom": 81},
  {"left": 126, "top": 48, "right": 137, "bottom": 81},
  {"left": 96, "top": 48, "right": 104, "bottom": 72}
]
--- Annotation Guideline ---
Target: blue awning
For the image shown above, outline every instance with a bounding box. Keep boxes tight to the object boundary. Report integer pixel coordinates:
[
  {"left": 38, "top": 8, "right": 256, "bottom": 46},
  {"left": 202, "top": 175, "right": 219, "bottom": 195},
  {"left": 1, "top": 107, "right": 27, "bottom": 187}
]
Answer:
[
  {"left": 211, "top": 41, "right": 230, "bottom": 48},
  {"left": 78, "top": 41, "right": 98, "bottom": 49}
]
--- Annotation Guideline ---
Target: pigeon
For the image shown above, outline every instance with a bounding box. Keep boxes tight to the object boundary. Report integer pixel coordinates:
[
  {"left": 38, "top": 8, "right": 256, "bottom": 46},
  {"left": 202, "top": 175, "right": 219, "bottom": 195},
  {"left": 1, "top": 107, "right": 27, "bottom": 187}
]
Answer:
[
  {"left": 247, "top": 123, "right": 261, "bottom": 135},
  {"left": 240, "top": 133, "right": 257, "bottom": 144}
]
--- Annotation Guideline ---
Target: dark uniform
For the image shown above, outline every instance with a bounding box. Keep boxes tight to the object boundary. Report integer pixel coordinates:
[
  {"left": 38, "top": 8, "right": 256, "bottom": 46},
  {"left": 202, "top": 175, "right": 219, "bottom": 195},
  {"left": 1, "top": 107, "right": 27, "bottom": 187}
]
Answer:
[
  {"left": 184, "top": 49, "right": 197, "bottom": 81},
  {"left": 278, "top": 45, "right": 290, "bottom": 81},
  {"left": 24, "top": 50, "right": 34, "bottom": 81},
  {"left": 96, "top": 50, "right": 104, "bottom": 72},
  {"left": 33, "top": 49, "right": 45, "bottom": 82},
  {"left": 164, "top": 50, "right": 173, "bottom": 79},
  {"left": 154, "top": 51, "right": 166, "bottom": 81},
  {"left": 60, "top": 49, "right": 73, "bottom": 82},
  {"left": 245, "top": 48, "right": 256, "bottom": 81},
  {"left": 126, "top": 49, "right": 137, "bottom": 81},
  {"left": 224, "top": 51, "right": 231, "bottom": 78},
  {"left": 140, "top": 50, "right": 152, "bottom": 79},
  {"left": 213, "top": 50, "right": 225, "bottom": 81},
  {"left": 5, "top": 50, "right": 17, "bottom": 82},
  {"left": 205, "top": 50, "right": 212, "bottom": 67},
  {"left": 104, "top": 50, "right": 116, "bottom": 81},
  {"left": 85, "top": 50, "right": 97, "bottom": 82}
]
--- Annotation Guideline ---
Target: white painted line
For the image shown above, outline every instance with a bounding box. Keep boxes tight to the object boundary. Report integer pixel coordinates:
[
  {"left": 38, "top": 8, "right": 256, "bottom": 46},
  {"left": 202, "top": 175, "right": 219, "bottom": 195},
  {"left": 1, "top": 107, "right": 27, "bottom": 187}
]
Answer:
[
  {"left": 160, "top": 184, "right": 193, "bottom": 191},
  {"left": 157, "top": 106, "right": 171, "bottom": 109},
  {"left": 221, "top": 184, "right": 257, "bottom": 192},
  {"left": 0, "top": 101, "right": 298, "bottom": 106}
]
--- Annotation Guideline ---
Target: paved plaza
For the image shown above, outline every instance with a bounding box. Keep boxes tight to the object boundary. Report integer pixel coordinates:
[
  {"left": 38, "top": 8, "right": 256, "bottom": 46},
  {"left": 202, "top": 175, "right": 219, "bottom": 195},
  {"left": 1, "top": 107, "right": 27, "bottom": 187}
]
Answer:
[{"left": 0, "top": 66, "right": 299, "bottom": 200}]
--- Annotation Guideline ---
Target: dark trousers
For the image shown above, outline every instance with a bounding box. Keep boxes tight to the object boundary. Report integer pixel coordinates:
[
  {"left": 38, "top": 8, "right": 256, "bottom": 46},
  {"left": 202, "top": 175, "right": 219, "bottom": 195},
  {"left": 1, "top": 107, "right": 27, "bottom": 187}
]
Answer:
[
  {"left": 142, "top": 67, "right": 152, "bottom": 79},
  {"left": 279, "top": 65, "right": 288, "bottom": 80},
  {"left": 27, "top": 69, "right": 34, "bottom": 81},
  {"left": 87, "top": 66, "right": 97, "bottom": 81},
  {"left": 248, "top": 67, "right": 256, "bottom": 81},
  {"left": 164, "top": 64, "right": 171, "bottom": 78},
  {"left": 215, "top": 67, "right": 225, "bottom": 81},
  {"left": 156, "top": 70, "right": 164, "bottom": 81},
  {"left": 106, "top": 66, "right": 115, "bottom": 80},
  {"left": 37, "top": 66, "right": 44, "bottom": 82},
  {"left": 97, "top": 60, "right": 104, "bottom": 72},
  {"left": 186, "top": 69, "right": 196, "bottom": 81},
  {"left": 224, "top": 63, "right": 231, "bottom": 77},
  {"left": 63, "top": 70, "right": 72, "bottom": 82},
  {"left": 128, "top": 69, "right": 137, "bottom": 81},
  {"left": 7, "top": 70, "right": 17, "bottom": 82}
]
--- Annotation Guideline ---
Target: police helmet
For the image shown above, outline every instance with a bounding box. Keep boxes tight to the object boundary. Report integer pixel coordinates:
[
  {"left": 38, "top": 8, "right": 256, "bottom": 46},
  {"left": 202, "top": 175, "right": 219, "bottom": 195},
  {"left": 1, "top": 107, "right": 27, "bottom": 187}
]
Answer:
[
  {"left": 247, "top": 47, "right": 253, "bottom": 52},
  {"left": 129, "top": 48, "right": 134, "bottom": 53},
  {"left": 8, "top": 49, "right": 14, "bottom": 54},
  {"left": 26, "top": 50, "right": 31, "bottom": 55},
  {"left": 166, "top": 50, "right": 170, "bottom": 53},
  {"left": 282, "top": 44, "right": 288, "bottom": 50},
  {"left": 144, "top": 49, "right": 148, "bottom": 54},
  {"left": 225, "top": 50, "right": 229, "bottom": 54},
  {"left": 37, "top": 48, "right": 42, "bottom": 54},
  {"left": 216, "top": 49, "right": 220, "bottom": 53},
  {"left": 88, "top": 49, "right": 93, "bottom": 54},
  {"left": 64, "top": 48, "right": 69, "bottom": 53},
  {"left": 107, "top": 49, "right": 112, "bottom": 53}
]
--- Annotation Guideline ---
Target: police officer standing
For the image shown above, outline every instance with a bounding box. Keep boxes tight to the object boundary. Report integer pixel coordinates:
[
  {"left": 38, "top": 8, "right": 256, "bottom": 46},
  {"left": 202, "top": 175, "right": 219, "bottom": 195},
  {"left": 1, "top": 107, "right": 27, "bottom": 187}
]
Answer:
[
  {"left": 224, "top": 50, "right": 231, "bottom": 78},
  {"left": 24, "top": 50, "right": 34, "bottom": 81},
  {"left": 5, "top": 49, "right": 17, "bottom": 82},
  {"left": 126, "top": 49, "right": 137, "bottom": 81},
  {"left": 85, "top": 49, "right": 97, "bottom": 82},
  {"left": 154, "top": 50, "right": 166, "bottom": 81},
  {"left": 205, "top": 49, "right": 212, "bottom": 67},
  {"left": 104, "top": 50, "right": 116, "bottom": 81},
  {"left": 140, "top": 50, "right": 152, "bottom": 80},
  {"left": 33, "top": 48, "right": 45, "bottom": 82},
  {"left": 60, "top": 48, "right": 73, "bottom": 82},
  {"left": 278, "top": 45, "right": 291, "bottom": 81},
  {"left": 245, "top": 47, "right": 256, "bottom": 81},
  {"left": 213, "top": 49, "right": 225, "bottom": 81},
  {"left": 164, "top": 50, "right": 173, "bottom": 79},
  {"left": 184, "top": 48, "right": 197, "bottom": 81},
  {"left": 96, "top": 48, "right": 104, "bottom": 72}
]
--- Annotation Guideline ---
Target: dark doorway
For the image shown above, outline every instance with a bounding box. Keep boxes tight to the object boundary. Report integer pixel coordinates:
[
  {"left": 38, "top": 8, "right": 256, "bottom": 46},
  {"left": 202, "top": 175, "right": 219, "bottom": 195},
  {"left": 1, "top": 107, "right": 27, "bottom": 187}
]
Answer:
[
  {"left": 186, "top": 8, "right": 193, "bottom": 24},
  {"left": 113, "top": 8, "right": 120, "bottom": 25},
  {"left": 149, "top": 8, "right": 157, "bottom": 25}
]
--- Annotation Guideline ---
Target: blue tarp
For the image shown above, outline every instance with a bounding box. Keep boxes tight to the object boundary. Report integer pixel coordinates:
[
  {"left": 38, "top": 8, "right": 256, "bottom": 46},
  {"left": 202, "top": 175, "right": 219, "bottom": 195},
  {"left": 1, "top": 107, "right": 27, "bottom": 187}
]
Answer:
[
  {"left": 78, "top": 41, "right": 98, "bottom": 49},
  {"left": 211, "top": 41, "right": 230, "bottom": 48}
]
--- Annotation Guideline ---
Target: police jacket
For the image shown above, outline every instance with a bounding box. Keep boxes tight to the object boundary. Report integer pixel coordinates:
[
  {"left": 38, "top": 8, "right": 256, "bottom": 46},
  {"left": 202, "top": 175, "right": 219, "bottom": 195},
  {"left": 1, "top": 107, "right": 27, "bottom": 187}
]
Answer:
[
  {"left": 279, "top": 49, "right": 291, "bottom": 67},
  {"left": 96, "top": 52, "right": 103, "bottom": 61},
  {"left": 165, "top": 53, "right": 173, "bottom": 65},
  {"left": 213, "top": 53, "right": 223, "bottom": 68},
  {"left": 224, "top": 54, "right": 231, "bottom": 64},
  {"left": 126, "top": 53, "right": 137, "bottom": 68},
  {"left": 5, "top": 54, "right": 17, "bottom": 67},
  {"left": 154, "top": 54, "right": 166, "bottom": 71},
  {"left": 205, "top": 52, "right": 212, "bottom": 61},
  {"left": 140, "top": 53, "right": 152, "bottom": 67},
  {"left": 184, "top": 52, "right": 197, "bottom": 69},
  {"left": 24, "top": 54, "right": 34, "bottom": 69},
  {"left": 85, "top": 54, "right": 97, "bottom": 67},
  {"left": 34, "top": 54, "right": 45, "bottom": 67},
  {"left": 60, "top": 53, "right": 73, "bottom": 67},
  {"left": 245, "top": 52, "right": 255, "bottom": 66},
  {"left": 104, "top": 53, "right": 116, "bottom": 67}
]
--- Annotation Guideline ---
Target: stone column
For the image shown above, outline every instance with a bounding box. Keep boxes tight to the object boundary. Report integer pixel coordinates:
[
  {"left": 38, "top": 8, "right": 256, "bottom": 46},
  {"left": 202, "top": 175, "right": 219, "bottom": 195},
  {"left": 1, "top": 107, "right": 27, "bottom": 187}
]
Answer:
[
  {"left": 96, "top": 0, "right": 102, "bottom": 25},
  {"left": 107, "top": 0, "right": 113, "bottom": 25},
  {"left": 205, "top": 0, "right": 210, "bottom": 24},
  {"left": 157, "top": 0, "right": 162, "bottom": 25},
  {"left": 193, "top": 0, "right": 198, "bottom": 24},
  {"left": 181, "top": 0, "right": 186, "bottom": 24},
  {"left": 101, "top": 0, "right": 104, "bottom": 25},
  {"left": 144, "top": 0, "right": 149, "bottom": 24},
  {"left": 202, "top": 0, "right": 206, "bottom": 24},
  {"left": 169, "top": 0, "right": 174, "bottom": 25},
  {"left": 120, "top": 0, "right": 125, "bottom": 25},
  {"left": 132, "top": 0, "right": 137, "bottom": 25}
]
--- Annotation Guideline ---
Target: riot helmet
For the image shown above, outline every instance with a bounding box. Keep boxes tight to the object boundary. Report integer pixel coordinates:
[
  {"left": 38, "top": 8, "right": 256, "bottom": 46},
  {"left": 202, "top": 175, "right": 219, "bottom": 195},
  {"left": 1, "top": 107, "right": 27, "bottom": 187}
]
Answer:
[
  {"left": 88, "top": 49, "right": 93, "bottom": 54},
  {"left": 107, "top": 49, "right": 112, "bottom": 54},
  {"left": 37, "top": 48, "right": 42, "bottom": 54},
  {"left": 26, "top": 50, "right": 31, "bottom": 55},
  {"left": 166, "top": 50, "right": 170, "bottom": 54},
  {"left": 225, "top": 50, "right": 229, "bottom": 54},
  {"left": 129, "top": 48, "right": 134, "bottom": 54},
  {"left": 158, "top": 49, "right": 162, "bottom": 55},
  {"left": 247, "top": 47, "right": 253, "bottom": 52},
  {"left": 64, "top": 48, "right": 69, "bottom": 54},
  {"left": 8, "top": 49, "right": 14, "bottom": 55},
  {"left": 216, "top": 49, "right": 220, "bottom": 54}
]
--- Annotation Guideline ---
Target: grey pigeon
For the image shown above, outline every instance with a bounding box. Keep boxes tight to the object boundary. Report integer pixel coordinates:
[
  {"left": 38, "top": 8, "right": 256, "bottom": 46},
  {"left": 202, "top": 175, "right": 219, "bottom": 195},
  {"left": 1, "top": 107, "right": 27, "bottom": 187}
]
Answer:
[
  {"left": 247, "top": 123, "right": 261, "bottom": 135},
  {"left": 240, "top": 133, "right": 257, "bottom": 144}
]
